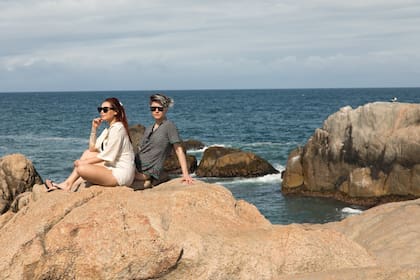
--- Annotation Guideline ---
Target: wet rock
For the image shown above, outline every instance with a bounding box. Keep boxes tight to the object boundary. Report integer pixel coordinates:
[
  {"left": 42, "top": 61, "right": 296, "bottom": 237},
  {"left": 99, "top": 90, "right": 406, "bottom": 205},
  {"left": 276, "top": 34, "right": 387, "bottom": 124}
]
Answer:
[{"left": 196, "top": 146, "right": 279, "bottom": 177}]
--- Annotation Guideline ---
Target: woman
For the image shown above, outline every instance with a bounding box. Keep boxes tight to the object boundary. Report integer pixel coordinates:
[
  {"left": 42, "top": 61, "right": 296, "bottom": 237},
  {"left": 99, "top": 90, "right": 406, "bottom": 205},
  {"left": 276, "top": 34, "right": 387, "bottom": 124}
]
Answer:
[
  {"left": 135, "top": 93, "right": 193, "bottom": 187},
  {"left": 46, "top": 97, "right": 135, "bottom": 191}
]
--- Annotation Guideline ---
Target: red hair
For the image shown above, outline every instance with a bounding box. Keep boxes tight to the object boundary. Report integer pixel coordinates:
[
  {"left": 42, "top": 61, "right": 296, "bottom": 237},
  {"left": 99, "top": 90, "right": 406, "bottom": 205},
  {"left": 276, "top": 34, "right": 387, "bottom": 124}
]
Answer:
[{"left": 104, "top": 97, "right": 131, "bottom": 142}]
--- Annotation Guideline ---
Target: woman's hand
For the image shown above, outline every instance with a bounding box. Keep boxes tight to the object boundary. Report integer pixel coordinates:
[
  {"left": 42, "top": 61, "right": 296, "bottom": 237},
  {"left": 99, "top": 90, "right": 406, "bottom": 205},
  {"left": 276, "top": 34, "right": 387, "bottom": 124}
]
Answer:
[
  {"left": 92, "top": 118, "right": 102, "bottom": 130},
  {"left": 182, "top": 174, "right": 194, "bottom": 184},
  {"left": 74, "top": 159, "right": 87, "bottom": 168}
]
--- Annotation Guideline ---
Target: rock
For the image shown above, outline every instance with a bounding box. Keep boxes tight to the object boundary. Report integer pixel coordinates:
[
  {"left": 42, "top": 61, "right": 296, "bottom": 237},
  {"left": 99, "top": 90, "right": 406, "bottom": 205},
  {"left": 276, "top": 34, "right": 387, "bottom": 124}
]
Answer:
[
  {"left": 281, "top": 148, "right": 304, "bottom": 187},
  {"left": 164, "top": 153, "right": 197, "bottom": 175},
  {"left": 1, "top": 179, "right": 419, "bottom": 279},
  {"left": 196, "top": 146, "right": 279, "bottom": 177},
  {"left": 282, "top": 102, "right": 420, "bottom": 206},
  {"left": 182, "top": 139, "right": 205, "bottom": 151},
  {"left": 328, "top": 199, "right": 420, "bottom": 269},
  {"left": 128, "top": 124, "right": 146, "bottom": 153},
  {"left": 0, "top": 154, "right": 42, "bottom": 214},
  {"left": 0, "top": 180, "right": 364, "bottom": 279}
]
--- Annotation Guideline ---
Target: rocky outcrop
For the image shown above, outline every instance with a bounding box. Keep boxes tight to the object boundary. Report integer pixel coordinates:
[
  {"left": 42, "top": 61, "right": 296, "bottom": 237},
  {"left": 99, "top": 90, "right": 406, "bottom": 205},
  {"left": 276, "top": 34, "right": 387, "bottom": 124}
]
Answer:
[
  {"left": 196, "top": 146, "right": 279, "bottom": 177},
  {"left": 182, "top": 139, "right": 205, "bottom": 151},
  {"left": 282, "top": 102, "right": 420, "bottom": 206},
  {"left": 128, "top": 124, "right": 146, "bottom": 154},
  {"left": 1, "top": 179, "right": 420, "bottom": 279},
  {"left": 164, "top": 153, "right": 197, "bottom": 174},
  {"left": 163, "top": 140, "right": 204, "bottom": 175},
  {"left": 0, "top": 154, "right": 42, "bottom": 214}
]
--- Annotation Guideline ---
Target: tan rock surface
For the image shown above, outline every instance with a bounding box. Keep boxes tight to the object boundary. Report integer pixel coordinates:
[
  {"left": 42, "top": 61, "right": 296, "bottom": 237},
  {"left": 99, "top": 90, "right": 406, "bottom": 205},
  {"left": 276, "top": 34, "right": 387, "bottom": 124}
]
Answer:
[
  {"left": 0, "top": 179, "right": 396, "bottom": 280},
  {"left": 0, "top": 153, "right": 42, "bottom": 214},
  {"left": 1, "top": 145, "right": 419, "bottom": 279},
  {"left": 327, "top": 198, "right": 420, "bottom": 267}
]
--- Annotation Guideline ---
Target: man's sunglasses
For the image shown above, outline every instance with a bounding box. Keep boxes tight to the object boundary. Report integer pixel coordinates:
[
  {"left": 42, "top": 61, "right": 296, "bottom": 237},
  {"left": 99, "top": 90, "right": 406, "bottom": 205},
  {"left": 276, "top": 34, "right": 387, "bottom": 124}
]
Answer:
[
  {"left": 97, "top": 107, "right": 115, "bottom": 113},
  {"left": 150, "top": 106, "right": 164, "bottom": 112}
]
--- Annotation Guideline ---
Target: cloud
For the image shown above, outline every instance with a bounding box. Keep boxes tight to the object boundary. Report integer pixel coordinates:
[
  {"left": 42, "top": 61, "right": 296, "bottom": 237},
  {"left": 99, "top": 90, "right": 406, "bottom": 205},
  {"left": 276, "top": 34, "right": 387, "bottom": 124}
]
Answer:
[{"left": 1, "top": 0, "right": 420, "bottom": 91}]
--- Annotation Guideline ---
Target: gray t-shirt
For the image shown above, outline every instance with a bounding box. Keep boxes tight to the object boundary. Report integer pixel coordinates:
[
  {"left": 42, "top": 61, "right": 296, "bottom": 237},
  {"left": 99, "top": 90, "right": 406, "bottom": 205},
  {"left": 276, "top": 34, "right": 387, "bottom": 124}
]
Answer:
[{"left": 136, "top": 119, "right": 181, "bottom": 179}]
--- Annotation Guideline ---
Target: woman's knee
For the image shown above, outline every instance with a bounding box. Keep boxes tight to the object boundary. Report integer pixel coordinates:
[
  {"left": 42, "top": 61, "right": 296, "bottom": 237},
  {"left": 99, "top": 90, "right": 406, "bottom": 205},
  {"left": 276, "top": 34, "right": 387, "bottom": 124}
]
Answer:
[{"left": 76, "top": 164, "right": 95, "bottom": 178}]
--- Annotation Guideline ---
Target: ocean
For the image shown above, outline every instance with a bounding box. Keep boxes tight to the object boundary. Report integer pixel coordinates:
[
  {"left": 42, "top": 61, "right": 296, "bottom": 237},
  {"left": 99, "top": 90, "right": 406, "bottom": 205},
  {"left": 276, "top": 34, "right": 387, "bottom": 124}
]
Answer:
[{"left": 1, "top": 88, "right": 419, "bottom": 224}]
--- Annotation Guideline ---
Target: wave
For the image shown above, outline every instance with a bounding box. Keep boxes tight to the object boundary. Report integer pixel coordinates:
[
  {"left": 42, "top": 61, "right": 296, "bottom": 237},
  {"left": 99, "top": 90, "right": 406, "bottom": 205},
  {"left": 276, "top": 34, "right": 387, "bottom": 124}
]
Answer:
[
  {"left": 240, "top": 142, "right": 299, "bottom": 147},
  {"left": 212, "top": 171, "right": 284, "bottom": 186},
  {"left": 187, "top": 148, "right": 207, "bottom": 154},
  {"left": 339, "top": 207, "right": 364, "bottom": 220},
  {"left": 341, "top": 207, "right": 363, "bottom": 215},
  {"left": 0, "top": 134, "right": 87, "bottom": 143},
  {"left": 188, "top": 143, "right": 291, "bottom": 154},
  {"left": 187, "top": 144, "right": 229, "bottom": 155}
]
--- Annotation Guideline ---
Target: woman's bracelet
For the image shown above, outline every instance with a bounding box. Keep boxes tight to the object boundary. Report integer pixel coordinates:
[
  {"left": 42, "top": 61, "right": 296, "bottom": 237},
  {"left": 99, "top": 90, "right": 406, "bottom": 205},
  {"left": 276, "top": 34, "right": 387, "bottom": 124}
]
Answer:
[{"left": 89, "top": 131, "right": 96, "bottom": 142}]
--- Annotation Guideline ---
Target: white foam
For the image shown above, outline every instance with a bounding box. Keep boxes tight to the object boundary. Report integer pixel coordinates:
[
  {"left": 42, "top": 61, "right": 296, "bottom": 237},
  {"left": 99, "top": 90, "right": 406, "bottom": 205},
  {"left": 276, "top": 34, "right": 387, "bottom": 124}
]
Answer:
[
  {"left": 341, "top": 207, "right": 363, "bottom": 214},
  {"left": 188, "top": 144, "right": 229, "bottom": 155},
  {"left": 187, "top": 148, "right": 207, "bottom": 154},
  {"left": 214, "top": 171, "right": 283, "bottom": 186},
  {"left": 207, "top": 144, "right": 228, "bottom": 149}
]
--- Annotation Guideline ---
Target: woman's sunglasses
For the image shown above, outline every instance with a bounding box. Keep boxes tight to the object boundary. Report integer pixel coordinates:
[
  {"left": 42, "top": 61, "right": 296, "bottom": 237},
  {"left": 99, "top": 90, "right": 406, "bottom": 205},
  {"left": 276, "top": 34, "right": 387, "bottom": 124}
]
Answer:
[
  {"left": 150, "top": 106, "right": 164, "bottom": 112},
  {"left": 97, "top": 107, "right": 114, "bottom": 113}
]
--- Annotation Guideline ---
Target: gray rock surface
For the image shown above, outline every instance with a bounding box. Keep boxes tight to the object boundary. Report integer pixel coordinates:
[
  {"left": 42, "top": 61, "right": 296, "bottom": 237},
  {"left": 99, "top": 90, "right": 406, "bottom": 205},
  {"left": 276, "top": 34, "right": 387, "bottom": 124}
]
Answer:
[{"left": 282, "top": 102, "right": 420, "bottom": 205}]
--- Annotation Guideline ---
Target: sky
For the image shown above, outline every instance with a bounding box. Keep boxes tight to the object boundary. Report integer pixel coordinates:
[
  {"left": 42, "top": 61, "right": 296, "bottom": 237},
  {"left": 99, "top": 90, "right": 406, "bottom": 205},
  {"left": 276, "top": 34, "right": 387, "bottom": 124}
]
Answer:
[{"left": 1, "top": 0, "right": 420, "bottom": 92}]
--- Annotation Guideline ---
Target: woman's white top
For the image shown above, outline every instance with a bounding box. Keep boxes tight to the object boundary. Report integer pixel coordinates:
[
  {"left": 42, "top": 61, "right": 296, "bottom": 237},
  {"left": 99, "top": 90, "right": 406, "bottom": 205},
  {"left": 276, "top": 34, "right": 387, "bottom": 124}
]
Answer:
[{"left": 95, "top": 122, "right": 135, "bottom": 185}]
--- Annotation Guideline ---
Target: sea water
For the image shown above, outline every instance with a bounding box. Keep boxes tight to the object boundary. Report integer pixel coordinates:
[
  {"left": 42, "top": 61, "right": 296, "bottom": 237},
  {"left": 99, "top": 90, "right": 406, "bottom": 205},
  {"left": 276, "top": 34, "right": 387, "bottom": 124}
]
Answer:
[{"left": 1, "top": 88, "right": 419, "bottom": 224}]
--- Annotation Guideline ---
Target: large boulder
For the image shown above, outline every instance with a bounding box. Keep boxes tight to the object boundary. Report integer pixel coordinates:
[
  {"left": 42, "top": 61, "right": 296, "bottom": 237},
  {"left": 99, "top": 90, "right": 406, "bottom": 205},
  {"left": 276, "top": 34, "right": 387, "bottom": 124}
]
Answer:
[
  {"left": 282, "top": 102, "right": 420, "bottom": 206},
  {"left": 0, "top": 154, "right": 42, "bottom": 214},
  {"left": 196, "top": 146, "right": 279, "bottom": 177},
  {"left": 1, "top": 179, "right": 420, "bottom": 279}
]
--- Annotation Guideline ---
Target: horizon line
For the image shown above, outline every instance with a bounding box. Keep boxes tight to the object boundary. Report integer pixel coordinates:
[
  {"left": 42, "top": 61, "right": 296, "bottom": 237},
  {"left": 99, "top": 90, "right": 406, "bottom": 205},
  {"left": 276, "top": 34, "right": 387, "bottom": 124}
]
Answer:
[{"left": 1, "top": 86, "right": 420, "bottom": 94}]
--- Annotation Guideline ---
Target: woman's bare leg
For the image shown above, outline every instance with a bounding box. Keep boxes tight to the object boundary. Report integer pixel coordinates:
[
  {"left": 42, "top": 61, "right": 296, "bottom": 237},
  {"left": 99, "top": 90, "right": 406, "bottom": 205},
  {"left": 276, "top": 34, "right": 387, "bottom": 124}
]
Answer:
[
  {"left": 76, "top": 164, "right": 118, "bottom": 186},
  {"left": 56, "top": 150, "right": 99, "bottom": 190}
]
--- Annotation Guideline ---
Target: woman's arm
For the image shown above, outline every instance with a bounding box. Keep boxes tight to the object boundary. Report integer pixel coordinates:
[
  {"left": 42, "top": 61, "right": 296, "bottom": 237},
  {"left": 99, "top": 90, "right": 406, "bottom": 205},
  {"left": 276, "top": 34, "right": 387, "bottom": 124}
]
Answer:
[
  {"left": 89, "top": 118, "right": 102, "bottom": 152},
  {"left": 74, "top": 155, "right": 103, "bottom": 167},
  {"left": 173, "top": 143, "right": 194, "bottom": 184}
]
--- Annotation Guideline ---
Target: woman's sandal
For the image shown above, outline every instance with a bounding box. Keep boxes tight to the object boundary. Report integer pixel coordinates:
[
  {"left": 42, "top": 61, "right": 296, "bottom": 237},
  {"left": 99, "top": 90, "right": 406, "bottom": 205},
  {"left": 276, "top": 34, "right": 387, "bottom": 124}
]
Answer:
[{"left": 45, "top": 179, "right": 64, "bottom": 192}]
